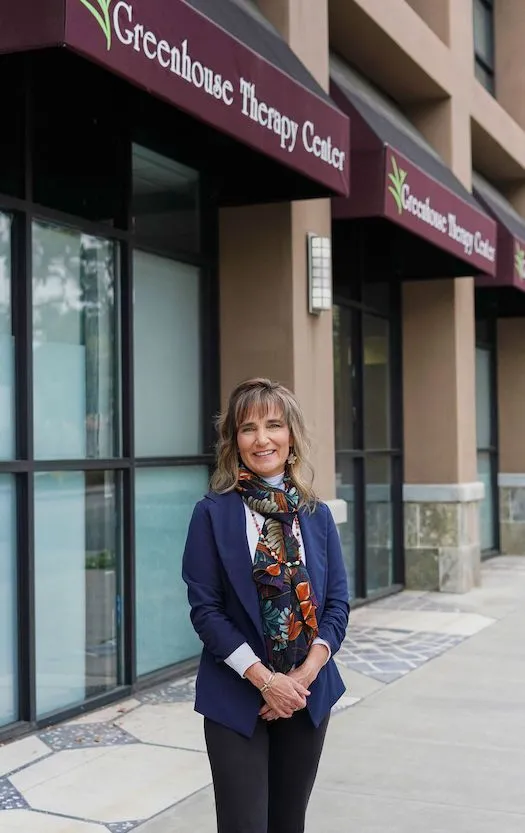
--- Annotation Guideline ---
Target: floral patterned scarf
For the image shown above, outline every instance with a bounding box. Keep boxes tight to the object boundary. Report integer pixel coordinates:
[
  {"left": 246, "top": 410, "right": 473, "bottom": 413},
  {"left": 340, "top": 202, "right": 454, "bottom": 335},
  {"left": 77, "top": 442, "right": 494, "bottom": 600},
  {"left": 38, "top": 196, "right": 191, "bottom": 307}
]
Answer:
[{"left": 236, "top": 467, "right": 319, "bottom": 674}]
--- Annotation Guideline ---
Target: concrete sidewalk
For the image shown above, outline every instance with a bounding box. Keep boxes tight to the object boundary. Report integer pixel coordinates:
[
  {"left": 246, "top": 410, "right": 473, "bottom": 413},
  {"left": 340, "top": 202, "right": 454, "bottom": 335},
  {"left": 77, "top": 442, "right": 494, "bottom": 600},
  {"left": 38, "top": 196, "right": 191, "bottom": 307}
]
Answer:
[{"left": 1, "top": 556, "right": 524, "bottom": 832}]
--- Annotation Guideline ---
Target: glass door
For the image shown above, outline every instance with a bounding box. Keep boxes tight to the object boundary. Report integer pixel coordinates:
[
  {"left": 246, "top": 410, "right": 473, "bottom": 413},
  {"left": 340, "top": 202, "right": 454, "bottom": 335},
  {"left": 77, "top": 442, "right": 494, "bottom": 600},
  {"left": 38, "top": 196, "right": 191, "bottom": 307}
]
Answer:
[{"left": 333, "top": 283, "right": 402, "bottom": 601}]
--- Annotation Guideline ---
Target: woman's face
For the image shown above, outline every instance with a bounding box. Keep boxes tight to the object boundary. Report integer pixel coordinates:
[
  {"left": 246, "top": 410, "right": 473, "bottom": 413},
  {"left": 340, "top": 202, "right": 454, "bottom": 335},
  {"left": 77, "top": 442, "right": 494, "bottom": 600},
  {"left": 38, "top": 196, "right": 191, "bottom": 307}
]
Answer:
[{"left": 237, "top": 405, "right": 292, "bottom": 479}]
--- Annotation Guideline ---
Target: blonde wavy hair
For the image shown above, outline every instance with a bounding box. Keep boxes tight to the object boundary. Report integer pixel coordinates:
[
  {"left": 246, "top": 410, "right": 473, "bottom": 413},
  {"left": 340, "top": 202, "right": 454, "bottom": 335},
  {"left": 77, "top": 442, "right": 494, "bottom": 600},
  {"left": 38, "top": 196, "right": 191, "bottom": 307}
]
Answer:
[{"left": 210, "top": 378, "right": 318, "bottom": 509}]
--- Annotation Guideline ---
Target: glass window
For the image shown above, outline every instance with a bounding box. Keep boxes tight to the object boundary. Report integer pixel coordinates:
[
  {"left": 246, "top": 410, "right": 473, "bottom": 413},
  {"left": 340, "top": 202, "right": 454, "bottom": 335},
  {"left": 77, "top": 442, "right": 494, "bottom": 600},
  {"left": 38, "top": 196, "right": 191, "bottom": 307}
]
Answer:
[
  {"left": 32, "top": 222, "right": 119, "bottom": 460},
  {"left": 134, "top": 251, "right": 202, "bottom": 457},
  {"left": 35, "top": 470, "right": 122, "bottom": 717},
  {"left": 473, "top": 0, "right": 494, "bottom": 94},
  {"left": 0, "top": 214, "right": 14, "bottom": 460},
  {"left": 132, "top": 144, "right": 200, "bottom": 255},
  {"left": 333, "top": 305, "right": 354, "bottom": 450},
  {"left": 363, "top": 315, "right": 390, "bottom": 449},
  {"left": 335, "top": 453, "right": 356, "bottom": 600},
  {"left": 476, "top": 347, "right": 492, "bottom": 449},
  {"left": 135, "top": 466, "right": 208, "bottom": 675},
  {"left": 0, "top": 475, "right": 17, "bottom": 726},
  {"left": 365, "top": 456, "right": 393, "bottom": 595}
]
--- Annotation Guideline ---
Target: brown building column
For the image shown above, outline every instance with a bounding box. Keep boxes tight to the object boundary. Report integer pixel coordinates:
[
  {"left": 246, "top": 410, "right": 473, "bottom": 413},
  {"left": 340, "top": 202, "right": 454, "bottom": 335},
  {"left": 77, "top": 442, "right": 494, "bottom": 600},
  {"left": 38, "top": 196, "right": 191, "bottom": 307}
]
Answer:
[
  {"left": 218, "top": 0, "right": 344, "bottom": 520},
  {"left": 498, "top": 319, "right": 525, "bottom": 554}
]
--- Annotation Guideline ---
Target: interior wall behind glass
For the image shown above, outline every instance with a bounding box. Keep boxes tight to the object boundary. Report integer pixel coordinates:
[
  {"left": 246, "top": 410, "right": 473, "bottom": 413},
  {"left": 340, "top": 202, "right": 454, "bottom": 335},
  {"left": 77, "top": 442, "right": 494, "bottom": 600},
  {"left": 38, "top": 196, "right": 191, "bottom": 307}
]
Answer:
[
  {"left": 135, "top": 467, "right": 208, "bottom": 675},
  {"left": 134, "top": 251, "right": 201, "bottom": 457},
  {"left": 0, "top": 214, "right": 13, "bottom": 460},
  {"left": 32, "top": 223, "right": 118, "bottom": 460}
]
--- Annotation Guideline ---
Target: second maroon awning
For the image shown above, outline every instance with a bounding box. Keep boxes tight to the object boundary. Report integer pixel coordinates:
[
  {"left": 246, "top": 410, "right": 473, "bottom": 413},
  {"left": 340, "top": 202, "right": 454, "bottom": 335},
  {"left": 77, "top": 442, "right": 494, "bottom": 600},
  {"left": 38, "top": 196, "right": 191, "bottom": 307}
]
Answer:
[{"left": 329, "top": 57, "right": 496, "bottom": 277}]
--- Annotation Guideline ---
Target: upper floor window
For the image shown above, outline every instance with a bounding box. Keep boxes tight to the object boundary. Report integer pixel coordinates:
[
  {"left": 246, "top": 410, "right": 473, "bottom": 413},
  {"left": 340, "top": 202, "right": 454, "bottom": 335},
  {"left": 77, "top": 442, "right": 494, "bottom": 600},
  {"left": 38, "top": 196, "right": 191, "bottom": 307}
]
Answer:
[{"left": 474, "top": 0, "right": 495, "bottom": 94}]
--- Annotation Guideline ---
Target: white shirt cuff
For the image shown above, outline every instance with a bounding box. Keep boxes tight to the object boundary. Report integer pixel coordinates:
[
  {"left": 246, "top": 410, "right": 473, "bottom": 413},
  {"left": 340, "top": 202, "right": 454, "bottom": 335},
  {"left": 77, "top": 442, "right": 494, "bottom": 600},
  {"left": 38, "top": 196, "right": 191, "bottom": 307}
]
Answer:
[
  {"left": 313, "top": 637, "right": 331, "bottom": 664},
  {"left": 224, "top": 643, "right": 262, "bottom": 678}
]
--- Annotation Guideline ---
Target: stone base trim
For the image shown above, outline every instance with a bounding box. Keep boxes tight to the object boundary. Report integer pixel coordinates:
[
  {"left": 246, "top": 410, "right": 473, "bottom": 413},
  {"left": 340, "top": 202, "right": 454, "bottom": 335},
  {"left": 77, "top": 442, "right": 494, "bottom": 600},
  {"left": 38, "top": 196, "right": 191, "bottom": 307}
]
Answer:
[
  {"left": 403, "top": 482, "right": 485, "bottom": 503},
  {"left": 325, "top": 498, "right": 347, "bottom": 526},
  {"left": 499, "top": 480, "right": 525, "bottom": 554},
  {"left": 404, "top": 498, "right": 481, "bottom": 593}
]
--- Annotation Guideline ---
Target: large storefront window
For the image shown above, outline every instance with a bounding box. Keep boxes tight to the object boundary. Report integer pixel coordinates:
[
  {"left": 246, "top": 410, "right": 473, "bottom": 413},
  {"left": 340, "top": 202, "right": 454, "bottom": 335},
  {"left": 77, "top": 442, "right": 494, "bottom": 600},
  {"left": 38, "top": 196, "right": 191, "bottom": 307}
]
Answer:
[
  {"left": 135, "top": 467, "right": 208, "bottom": 676},
  {"left": 134, "top": 251, "right": 201, "bottom": 457},
  {"left": 334, "top": 281, "right": 402, "bottom": 601},
  {"left": 0, "top": 475, "right": 17, "bottom": 726},
  {"left": 0, "top": 214, "right": 13, "bottom": 459},
  {"left": 35, "top": 471, "right": 122, "bottom": 717},
  {"left": 32, "top": 224, "right": 119, "bottom": 460},
  {"left": 0, "top": 126, "right": 215, "bottom": 734}
]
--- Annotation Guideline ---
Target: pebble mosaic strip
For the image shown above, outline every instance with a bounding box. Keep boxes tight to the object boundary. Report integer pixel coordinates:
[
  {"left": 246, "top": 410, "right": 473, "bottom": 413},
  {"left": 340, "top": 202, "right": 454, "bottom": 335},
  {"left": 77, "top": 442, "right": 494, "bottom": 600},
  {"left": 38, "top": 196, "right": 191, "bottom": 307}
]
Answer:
[
  {"left": 137, "top": 676, "right": 196, "bottom": 705},
  {"left": 337, "top": 627, "right": 465, "bottom": 682},
  {"left": 39, "top": 722, "right": 139, "bottom": 751},
  {"left": 0, "top": 777, "right": 29, "bottom": 810},
  {"left": 107, "top": 821, "right": 142, "bottom": 832}
]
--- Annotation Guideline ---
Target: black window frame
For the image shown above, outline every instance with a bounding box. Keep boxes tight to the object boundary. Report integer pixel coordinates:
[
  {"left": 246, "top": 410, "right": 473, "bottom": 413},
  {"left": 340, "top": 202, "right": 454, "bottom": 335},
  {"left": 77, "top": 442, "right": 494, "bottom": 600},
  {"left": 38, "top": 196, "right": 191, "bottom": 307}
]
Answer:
[{"left": 474, "top": 0, "right": 495, "bottom": 96}]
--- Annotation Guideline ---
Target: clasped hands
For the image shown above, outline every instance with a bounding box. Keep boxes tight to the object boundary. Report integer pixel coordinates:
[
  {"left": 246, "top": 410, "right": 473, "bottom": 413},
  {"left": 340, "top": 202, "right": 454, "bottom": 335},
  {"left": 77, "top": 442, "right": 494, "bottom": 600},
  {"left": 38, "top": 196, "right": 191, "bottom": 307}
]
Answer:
[{"left": 245, "top": 645, "right": 329, "bottom": 722}]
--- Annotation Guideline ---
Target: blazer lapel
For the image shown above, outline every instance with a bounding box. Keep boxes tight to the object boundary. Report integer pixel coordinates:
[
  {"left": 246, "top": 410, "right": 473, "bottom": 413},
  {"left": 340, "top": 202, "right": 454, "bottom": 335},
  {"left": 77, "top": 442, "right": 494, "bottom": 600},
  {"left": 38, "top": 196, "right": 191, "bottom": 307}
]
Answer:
[
  {"left": 299, "top": 509, "right": 327, "bottom": 606},
  {"left": 208, "top": 493, "right": 265, "bottom": 645}
]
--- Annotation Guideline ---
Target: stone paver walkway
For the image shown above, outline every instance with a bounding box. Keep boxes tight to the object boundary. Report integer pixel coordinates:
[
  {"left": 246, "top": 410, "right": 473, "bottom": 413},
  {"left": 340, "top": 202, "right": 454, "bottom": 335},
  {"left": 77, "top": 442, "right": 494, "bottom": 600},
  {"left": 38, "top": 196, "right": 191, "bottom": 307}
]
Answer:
[{"left": 0, "top": 556, "right": 519, "bottom": 832}]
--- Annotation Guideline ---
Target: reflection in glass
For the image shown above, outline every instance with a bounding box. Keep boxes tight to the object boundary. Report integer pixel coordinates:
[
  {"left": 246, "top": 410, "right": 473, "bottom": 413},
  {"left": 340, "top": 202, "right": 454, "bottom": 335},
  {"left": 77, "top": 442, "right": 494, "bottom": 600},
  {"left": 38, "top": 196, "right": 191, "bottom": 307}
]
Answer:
[
  {"left": 478, "top": 452, "right": 495, "bottom": 551},
  {"left": 0, "top": 475, "right": 17, "bottom": 726},
  {"left": 335, "top": 453, "right": 355, "bottom": 599},
  {"left": 365, "top": 456, "right": 393, "bottom": 594},
  {"left": 134, "top": 251, "right": 201, "bottom": 457},
  {"left": 0, "top": 215, "right": 13, "bottom": 459},
  {"left": 475, "top": 347, "right": 491, "bottom": 450},
  {"left": 333, "top": 305, "right": 354, "bottom": 450},
  {"left": 135, "top": 466, "right": 209, "bottom": 675},
  {"left": 132, "top": 144, "right": 200, "bottom": 254},
  {"left": 363, "top": 315, "right": 390, "bottom": 449},
  {"left": 32, "top": 223, "right": 118, "bottom": 460},
  {"left": 35, "top": 471, "right": 121, "bottom": 717}
]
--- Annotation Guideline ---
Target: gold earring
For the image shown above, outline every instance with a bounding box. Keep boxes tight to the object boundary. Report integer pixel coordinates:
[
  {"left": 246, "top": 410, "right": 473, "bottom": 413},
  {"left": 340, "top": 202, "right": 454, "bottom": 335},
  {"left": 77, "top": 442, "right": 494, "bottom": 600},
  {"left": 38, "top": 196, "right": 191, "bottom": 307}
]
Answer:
[{"left": 287, "top": 449, "right": 297, "bottom": 465}]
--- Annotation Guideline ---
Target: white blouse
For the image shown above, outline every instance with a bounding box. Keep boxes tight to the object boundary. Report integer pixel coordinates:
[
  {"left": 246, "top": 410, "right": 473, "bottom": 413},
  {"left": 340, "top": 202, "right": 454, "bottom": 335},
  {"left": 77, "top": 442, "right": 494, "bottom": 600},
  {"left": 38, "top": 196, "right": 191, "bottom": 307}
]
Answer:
[{"left": 224, "top": 473, "right": 331, "bottom": 678}]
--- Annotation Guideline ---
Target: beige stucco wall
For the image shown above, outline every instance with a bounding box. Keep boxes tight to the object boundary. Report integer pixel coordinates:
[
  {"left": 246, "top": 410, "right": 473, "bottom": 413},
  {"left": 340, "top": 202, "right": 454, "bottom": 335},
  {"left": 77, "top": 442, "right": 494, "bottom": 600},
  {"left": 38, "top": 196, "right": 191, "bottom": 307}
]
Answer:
[
  {"left": 219, "top": 0, "right": 335, "bottom": 498},
  {"left": 498, "top": 319, "right": 525, "bottom": 473},
  {"left": 329, "top": 0, "right": 525, "bottom": 181}
]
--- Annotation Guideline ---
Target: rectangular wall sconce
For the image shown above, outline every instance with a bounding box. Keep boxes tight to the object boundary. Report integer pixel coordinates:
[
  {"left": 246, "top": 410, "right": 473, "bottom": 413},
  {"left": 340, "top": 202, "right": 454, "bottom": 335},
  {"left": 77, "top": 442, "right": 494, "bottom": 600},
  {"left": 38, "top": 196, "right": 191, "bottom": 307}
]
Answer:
[{"left": 307, "top": 233, "right": 332, "bottom": 314}]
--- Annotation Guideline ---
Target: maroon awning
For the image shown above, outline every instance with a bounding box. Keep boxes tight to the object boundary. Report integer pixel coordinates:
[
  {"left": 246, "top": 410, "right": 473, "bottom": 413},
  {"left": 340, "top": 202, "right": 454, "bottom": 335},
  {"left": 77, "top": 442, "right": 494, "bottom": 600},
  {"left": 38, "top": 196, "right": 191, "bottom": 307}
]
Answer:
[
  {"left": 329, "top": 67, "right": 497, "bottom": 278},
  {"left": 474, "top": 175, "right": 525, "bottom": 293},
  {"left": 0, "top": 0, "right": 349, "bottom": 196}
]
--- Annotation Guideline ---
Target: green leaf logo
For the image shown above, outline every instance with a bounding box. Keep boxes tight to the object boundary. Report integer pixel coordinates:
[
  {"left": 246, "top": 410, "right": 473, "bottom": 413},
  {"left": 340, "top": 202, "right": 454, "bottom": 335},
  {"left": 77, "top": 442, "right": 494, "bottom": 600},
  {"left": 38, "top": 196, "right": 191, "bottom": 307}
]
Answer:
[
  {"left": 515, "top": 243, "right": 525, "bottom": 280},
  {"left": 79, "top": 0, "right": 114, "bottom": 51},
  {"left": 388, "top": 155, "right": 408, "bottom": 215}
]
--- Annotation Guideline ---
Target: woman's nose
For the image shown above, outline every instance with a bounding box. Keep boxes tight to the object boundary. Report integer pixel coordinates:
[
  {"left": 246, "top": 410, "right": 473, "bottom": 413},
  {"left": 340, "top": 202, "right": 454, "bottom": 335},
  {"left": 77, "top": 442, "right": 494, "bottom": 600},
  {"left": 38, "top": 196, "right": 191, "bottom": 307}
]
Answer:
[{"left": 255, "top": 429, "right": 269, "bottom": 446}]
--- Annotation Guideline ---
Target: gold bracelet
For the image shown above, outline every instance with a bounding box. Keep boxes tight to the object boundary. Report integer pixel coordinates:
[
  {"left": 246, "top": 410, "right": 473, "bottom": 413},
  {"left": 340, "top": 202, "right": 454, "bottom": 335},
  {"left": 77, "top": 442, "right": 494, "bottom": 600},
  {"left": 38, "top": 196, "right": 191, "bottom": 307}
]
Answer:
[{"left": 259, "top": 671, "right": 276, "bottom": 694}]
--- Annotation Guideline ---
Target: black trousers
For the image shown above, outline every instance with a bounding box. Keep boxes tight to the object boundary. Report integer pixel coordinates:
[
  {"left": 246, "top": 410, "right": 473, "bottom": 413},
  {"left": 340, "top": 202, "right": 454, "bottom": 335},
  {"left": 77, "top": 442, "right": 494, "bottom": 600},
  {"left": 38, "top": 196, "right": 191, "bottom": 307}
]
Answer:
[{"left": 204, "top": 710, "right": 330, "bottom": 833}]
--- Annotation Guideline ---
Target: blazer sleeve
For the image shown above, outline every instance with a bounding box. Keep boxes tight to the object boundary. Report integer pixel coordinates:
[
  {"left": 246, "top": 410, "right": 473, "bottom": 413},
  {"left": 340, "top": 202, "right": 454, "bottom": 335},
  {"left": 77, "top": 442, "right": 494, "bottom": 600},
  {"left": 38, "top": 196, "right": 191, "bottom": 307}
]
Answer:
[
  {"left": 317, "top": 504, "right": 350, "bottom": 656},
  {"left": 182, "top": 500, "right": 249, "bottom": 663}
]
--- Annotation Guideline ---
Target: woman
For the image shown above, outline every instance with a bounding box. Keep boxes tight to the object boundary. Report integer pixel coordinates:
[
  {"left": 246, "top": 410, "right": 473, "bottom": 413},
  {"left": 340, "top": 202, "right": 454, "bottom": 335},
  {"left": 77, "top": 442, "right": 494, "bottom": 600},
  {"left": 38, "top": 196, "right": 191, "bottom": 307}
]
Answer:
[{"left": 182, "top": 377, "right": 350, "bottom": 833}]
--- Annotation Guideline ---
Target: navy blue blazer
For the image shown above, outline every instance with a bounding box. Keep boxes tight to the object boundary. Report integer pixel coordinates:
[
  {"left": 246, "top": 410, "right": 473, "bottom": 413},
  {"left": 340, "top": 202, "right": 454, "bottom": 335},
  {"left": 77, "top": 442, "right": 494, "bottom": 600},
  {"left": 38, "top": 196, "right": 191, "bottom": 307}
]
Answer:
[{"left": 182, "top": 490, "right": 350, "bottom": 738}]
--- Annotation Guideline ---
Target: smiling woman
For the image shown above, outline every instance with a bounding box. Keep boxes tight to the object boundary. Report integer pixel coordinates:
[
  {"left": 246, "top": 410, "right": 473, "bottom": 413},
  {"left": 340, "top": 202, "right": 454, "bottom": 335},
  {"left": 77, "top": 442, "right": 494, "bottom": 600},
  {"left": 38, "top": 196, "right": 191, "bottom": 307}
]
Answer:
[{"left": 182, "top": 377, "right": 350, "bottom": 833}]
